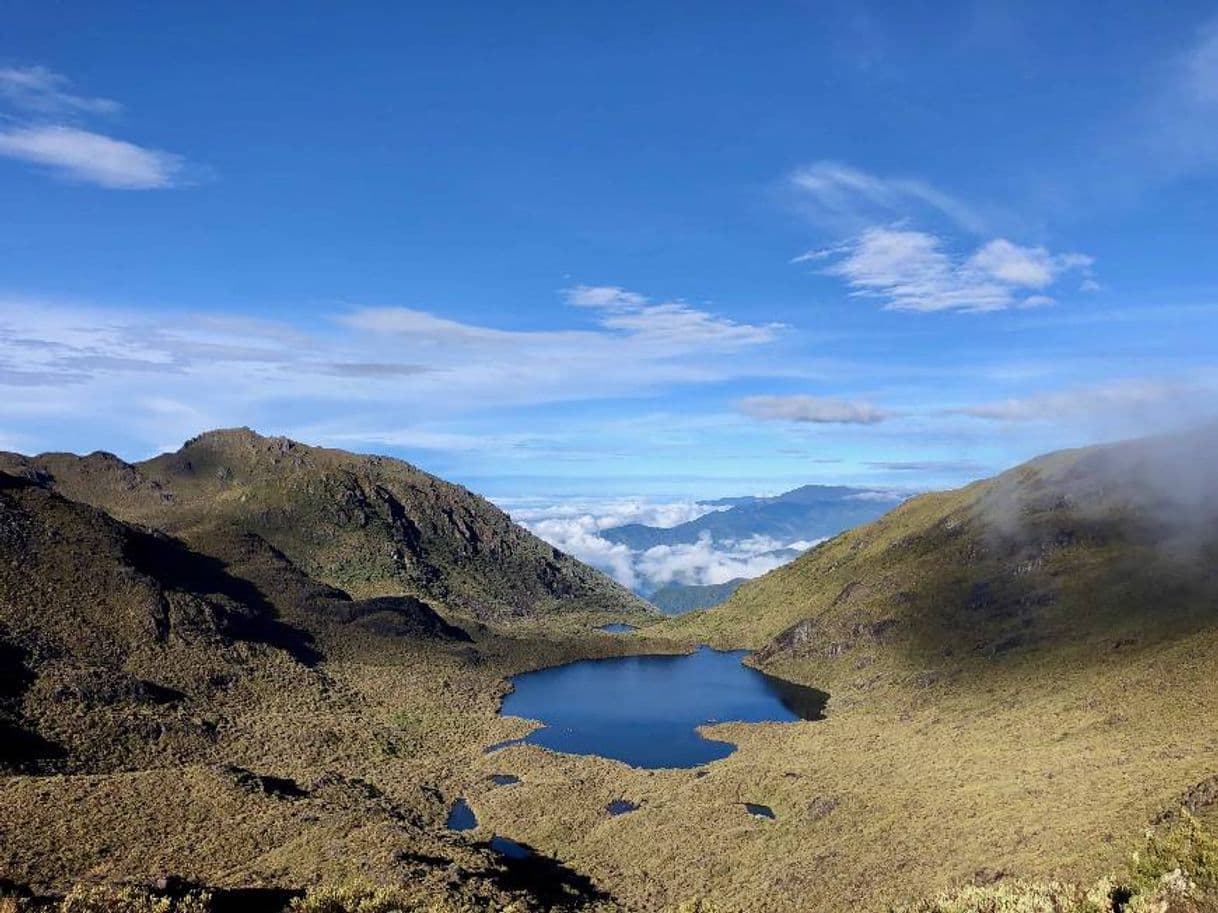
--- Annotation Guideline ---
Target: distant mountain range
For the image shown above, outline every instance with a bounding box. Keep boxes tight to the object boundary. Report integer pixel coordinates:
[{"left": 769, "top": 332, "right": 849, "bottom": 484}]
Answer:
[
  {"left": 602, "top": 484, "right": 906, "bottom": 551},
  {"left": 599, "top": 484, "right": 907, "bottom": 611}
]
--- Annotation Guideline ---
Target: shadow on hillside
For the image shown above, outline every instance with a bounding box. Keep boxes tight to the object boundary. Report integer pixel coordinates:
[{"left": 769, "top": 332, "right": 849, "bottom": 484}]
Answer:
[
  {"left": 124, "top": 529, "right": 323, "bottom": 666},
  {"left": 474, "top": 838, "right": 612, "bottom": 908},
  {"left": 0, "top": 640, "right": 66, "bottom": 772}
]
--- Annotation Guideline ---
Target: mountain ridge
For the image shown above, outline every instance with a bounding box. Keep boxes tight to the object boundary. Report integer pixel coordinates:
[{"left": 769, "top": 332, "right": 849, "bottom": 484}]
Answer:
[
  {"left": 600, "top": 483, "right": 905, "bottom": 551},
  {"left": 665, "top": 427, "right": 1218, "bottom": 697},
  {"left": 0, "top": 427, "right": 651, "bottom": 625}
]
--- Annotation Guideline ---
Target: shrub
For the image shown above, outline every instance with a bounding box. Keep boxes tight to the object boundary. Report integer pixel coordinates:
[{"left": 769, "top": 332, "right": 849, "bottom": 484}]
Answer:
[
  {"left": 1128, "top": 812, "right": 1218, "bottom": 900},
  {"left": 58, "top": 886, "right": 211, "bottom": 913}
]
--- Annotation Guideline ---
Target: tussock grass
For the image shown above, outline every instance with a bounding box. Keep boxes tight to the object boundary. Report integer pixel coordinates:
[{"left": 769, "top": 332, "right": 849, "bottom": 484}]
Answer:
[{"left": 895, "top": 814, "right": 1218, "bottom": 913}]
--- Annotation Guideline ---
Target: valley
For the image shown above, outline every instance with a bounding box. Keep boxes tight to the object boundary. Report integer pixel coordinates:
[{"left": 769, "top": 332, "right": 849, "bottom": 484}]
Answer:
[{"left": 2, "top": 428, "right": 1217, "bottom": 913}]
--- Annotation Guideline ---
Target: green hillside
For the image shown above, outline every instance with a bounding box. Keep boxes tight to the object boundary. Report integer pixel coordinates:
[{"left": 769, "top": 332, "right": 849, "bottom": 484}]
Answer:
[
  {"left": 0, "top": 428, "right": 649, "bottom": 624},
  {"left": 665, "top": 429, "right": 1218, "bottom": 695},
  {"left": 646, "top": 578, "right": 746, "bottom": 614},
  {"left": 4, "top": 428, "right": 1218, "bottom": 913}
]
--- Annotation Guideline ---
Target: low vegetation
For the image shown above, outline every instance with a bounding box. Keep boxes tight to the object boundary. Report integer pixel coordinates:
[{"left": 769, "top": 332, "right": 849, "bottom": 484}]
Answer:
[
  {"left": 896, "top": 813, "right": 1218, "bottom": 913},
  {"left": 3, "top": 428, "right": 1218, "bottom": 912}
]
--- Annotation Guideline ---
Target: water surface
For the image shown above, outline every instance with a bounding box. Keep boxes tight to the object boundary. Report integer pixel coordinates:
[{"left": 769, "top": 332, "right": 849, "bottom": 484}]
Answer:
[
  {"left": 596, "top": 623, "right": 638, "bottom": 633},
  {"left": 489, "top": 835, "right": 531, "bottom": 858},
  {"left": 498, "top": 646, "right": 828, "bottom": 768},
  {"left": 446, "top": 798, "right": 476, "bottom": 831}
]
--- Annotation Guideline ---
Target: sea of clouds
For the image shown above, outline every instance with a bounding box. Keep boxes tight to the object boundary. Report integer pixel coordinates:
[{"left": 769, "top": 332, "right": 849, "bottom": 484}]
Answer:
[{"left": 496, "top": 496, "right": 819, "bottom": 593}]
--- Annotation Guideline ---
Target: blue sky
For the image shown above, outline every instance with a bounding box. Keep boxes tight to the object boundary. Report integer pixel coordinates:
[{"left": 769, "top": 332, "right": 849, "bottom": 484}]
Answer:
[{"left": 4, "top": 1, "right": 1218, "bottom": 504}]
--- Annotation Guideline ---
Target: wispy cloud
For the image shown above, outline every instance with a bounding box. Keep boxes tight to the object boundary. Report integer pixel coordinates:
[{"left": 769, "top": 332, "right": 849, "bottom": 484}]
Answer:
[
  {"left": 0, "top": 125, "right": 184, "bottom": 189},
  {"left": 865, "top": 459, "right": 987, "bottom": 474},
  {"left": 953, "top": 378, "right": 1218, "bottom": 425},
  {"left": 0, "top": 65, "right": 121, "bottom": 116},
  {"left": 342, "top": 287, "right": 783, "bottom": 360},
  {"left": 0, "top": 286, "right": 787, "bottom": 452},
  {"left": 0, "top": 65, "right": 190, "bottom": 189},
  {"left": 1139, "top": 18, "right": 1218, "bottom": 177},
  {"left": 788, "top": 161, "right": 985, "bottom": 233},
  {"left": 738, "top": 394, "right": 890, "bottom": 424},
  {"left": 813, "top": 227, "right": 1093, "bottom": 313}
]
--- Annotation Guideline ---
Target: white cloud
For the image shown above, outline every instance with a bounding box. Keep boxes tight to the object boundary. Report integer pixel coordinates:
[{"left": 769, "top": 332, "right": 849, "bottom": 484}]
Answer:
[
  {"left": 0, "top": 66, "right": 190, "bottom": 190},
  {"left": 508, "top": 499, "right": 728, "bottom": 590},
  {"left": 507, "top": 497, "right": 722, "bottom": 531},
  {"left": 738, "top": 394, "right": 889, "bottom": 424},
  {"left": 563, "top": 285, "right": 649, "bottom": 310},
  {"left": 819, "top": 227, "right": 1093, "bottom": 313},
  {"left": 505, "top": 498, "right": 810, "bottom": 590},
  {"left": 524, "top": 513, "right": 641, "bottom": 589},
  {"left": 788, "top": 161, "right": 984, "bottom": 233},
  {"left": 0, "top": 65, "right": 121, "bottom": 116},
  {"left": 635, "top": 533, "right": 817, "bottom": 588},
  {"left": 966, "top": 239, "right": 1090, "bottom": 288},
  {"left": 567, "top": 285, "right": 783, "bottom": 347},
  {"left": 0, "top": 125, "right": 184, "bottom": 189}
]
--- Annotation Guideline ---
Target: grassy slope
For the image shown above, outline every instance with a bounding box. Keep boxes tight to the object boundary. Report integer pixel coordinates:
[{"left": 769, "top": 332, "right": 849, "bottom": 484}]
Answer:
[
  {"left": 664, "top": 432, "right": 1218, "bottom": 697},
  {"left": 534, "top": 430, "right": 1218, "bottom": 910},
  {"left": 5, "top": 429, "right": 1218, "bottom": 912},
  {"left": 0, "top": 469, "right": 663, "bottom": 911}
]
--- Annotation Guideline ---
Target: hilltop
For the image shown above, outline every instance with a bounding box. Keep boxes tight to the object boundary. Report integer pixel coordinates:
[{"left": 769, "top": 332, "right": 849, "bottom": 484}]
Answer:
[{"left": 0, "top": 428, "right": 649, "bottom": 625}]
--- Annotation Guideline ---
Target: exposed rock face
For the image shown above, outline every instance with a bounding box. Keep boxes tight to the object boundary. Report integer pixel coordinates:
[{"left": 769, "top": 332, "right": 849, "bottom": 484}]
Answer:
[{"left": 0, "top": 428, "right": 650, "bottom": 623}]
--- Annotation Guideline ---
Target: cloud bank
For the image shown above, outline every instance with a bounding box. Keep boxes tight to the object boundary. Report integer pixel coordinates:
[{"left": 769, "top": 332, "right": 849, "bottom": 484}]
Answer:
[{"left": 506, "top": 497, "right": 812, "bottom": 591}]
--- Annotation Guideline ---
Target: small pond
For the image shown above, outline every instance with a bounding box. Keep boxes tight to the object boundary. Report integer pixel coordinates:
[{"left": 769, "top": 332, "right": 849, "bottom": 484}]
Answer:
[
  {"left": 446, "top": 798, "right": 476, "bottom": 831},
  {"left": 498, "top": 645, "right": 828, "bottom": 768},
  {"left": 606, "top": 799, "right": 638, "bottom": 816},
  {"left": 489, "top": 835, "right": 531, "bottom": 858},
  {"left": 596, "top": 623, "right": 638, "bottom": 633}
]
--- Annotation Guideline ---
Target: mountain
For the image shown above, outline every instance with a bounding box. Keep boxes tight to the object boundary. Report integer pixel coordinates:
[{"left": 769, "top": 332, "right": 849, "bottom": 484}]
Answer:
[
  {"left": 668, "top": 428, "right": 1218, "bottom": 689},
  {"left": 0, "top": 433, "right": 654, "bottom": 911},
  {"left": 0, "top": 463, "right": 510, "bottom": 773},
  {"left": 0, "top": 428, "right": 649, "bottom": 624},
  {"left": 601, "top": 484, "right": 905, "bottom": 551},
  {"left": 646, "top": 578, "right": 746, "bottom": 614},
  {"left": 646, "top": 428, "right": 1218, "bottom": 912}
]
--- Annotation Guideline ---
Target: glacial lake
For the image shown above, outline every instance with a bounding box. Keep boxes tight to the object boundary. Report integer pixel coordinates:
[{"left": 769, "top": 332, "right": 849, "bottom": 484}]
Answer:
[{"left": 497, "top": 645, "right": 828, "bottom": 768}]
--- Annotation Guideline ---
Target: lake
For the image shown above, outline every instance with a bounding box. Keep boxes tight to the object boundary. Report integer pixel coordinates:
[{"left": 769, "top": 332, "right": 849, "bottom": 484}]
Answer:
[{"left": 497, "top": 645, "right": 828, "bottom": 768}]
